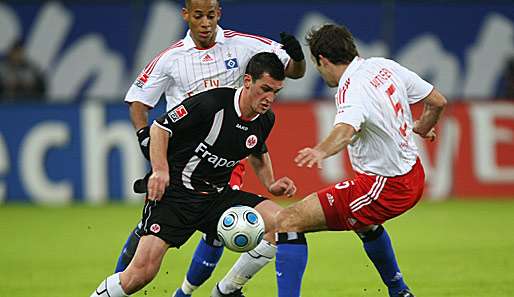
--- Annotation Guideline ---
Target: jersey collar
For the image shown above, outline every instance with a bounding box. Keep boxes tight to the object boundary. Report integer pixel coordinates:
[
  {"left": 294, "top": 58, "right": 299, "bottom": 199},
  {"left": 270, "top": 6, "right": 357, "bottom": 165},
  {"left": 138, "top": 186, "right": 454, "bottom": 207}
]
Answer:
[
  {"left": 234, "top": 87, "right": 260, "bottom": 122},
  {"left": 338, "top": 56, "right": 364, "bottom": 86},
  {"left": 183, "top": 25, "right": 226, "bottom": 50}
]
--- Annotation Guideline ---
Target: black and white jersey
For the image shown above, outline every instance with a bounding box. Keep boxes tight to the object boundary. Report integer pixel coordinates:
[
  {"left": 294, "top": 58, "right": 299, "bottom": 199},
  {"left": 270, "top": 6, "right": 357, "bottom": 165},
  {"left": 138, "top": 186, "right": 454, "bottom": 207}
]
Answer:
[{"left": 153, "top": 87, "right": 274, "bottom": 195}]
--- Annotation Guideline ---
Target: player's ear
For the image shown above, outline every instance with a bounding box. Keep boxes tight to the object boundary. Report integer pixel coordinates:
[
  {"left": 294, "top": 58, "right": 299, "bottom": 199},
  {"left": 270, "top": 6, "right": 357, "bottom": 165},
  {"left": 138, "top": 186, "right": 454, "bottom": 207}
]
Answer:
[
  {"left": 319, "top": 55, "right": 329, "bottom": 67},
  {"left": 181, "top": 7, "right": 189, "bottom": 21},
  {"left": 243, "top": 74, "right": 252, "bottom": 88},
  {"left": 217, "top": 7, "right": 222, "bottom": 21}
]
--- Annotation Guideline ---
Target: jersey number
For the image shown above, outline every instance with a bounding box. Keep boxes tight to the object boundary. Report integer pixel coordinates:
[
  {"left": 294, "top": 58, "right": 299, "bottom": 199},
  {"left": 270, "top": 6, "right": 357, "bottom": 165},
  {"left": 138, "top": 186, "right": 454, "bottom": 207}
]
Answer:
[{"left": 385, "top": 84, "right": 407, "bottom": 138}]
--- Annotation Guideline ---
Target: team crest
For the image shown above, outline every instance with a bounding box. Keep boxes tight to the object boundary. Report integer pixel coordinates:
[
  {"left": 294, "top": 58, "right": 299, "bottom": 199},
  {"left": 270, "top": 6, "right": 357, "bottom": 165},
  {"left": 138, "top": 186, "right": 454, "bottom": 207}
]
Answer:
[
  {"left": 150, "top": 223, "right": 161, "bottom": 233},
  {"left": 168, "top": 105, "right": 188, "bottom": 122},
  {"left": 224, "top": 58, "right": 239, "bottom": 70},
  {"left": 246, "top": 135, "right": 258, "bottom": 149}
]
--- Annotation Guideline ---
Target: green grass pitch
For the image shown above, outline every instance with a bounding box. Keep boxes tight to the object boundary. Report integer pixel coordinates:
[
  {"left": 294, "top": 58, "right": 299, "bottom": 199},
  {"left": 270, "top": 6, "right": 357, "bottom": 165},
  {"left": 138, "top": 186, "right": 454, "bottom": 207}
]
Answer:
[{"left": 1, "top": 199, "right": 514, "bottom": 297}]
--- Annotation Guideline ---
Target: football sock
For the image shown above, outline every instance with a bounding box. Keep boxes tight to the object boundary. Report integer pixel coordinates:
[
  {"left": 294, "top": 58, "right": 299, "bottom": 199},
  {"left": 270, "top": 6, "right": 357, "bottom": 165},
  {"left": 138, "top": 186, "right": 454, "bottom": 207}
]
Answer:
[
  {"left": 217, "top": 239, "right": 276, "bottom": 294},
  {"left": 276, "top": 232, "right": 308, "bottom": 297},
  {"left": 115, "top": 223, "right": 142, "bottom": 273},
  {"left": 181, "top": 235, "right": 224, "bottom": 294},
  {"left": 357, "top": 225, "right": 409, "bottom": 296},
  {"left": 91, "top": 273, "right": 128, "bottom": 297}
]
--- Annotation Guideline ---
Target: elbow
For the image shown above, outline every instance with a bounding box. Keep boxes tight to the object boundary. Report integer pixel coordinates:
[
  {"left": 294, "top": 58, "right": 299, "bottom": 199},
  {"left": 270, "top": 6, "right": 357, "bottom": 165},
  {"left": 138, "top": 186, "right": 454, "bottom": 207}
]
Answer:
[
  {"left": 285, "top": 71, "right": 305, "bottom": 79},
  {"left": 436, "top": 95, "right": 448, "bottom": 109}
]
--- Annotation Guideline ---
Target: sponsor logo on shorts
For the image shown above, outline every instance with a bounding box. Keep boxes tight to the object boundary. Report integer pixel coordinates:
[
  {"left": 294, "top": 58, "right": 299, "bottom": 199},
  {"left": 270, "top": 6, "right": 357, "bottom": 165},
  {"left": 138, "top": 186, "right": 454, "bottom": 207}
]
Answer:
[
  {"left": 246, "top": 135, "right": 257, "bottom": 149},
  {"left": 150, "top": 223, "right": 161, "bottom": 233},
  {"left": 326, "top": 193, "right": 335, "bottom": 206},
  {"left": 347, "top": 217, "right": 357, "bottom": 226}
]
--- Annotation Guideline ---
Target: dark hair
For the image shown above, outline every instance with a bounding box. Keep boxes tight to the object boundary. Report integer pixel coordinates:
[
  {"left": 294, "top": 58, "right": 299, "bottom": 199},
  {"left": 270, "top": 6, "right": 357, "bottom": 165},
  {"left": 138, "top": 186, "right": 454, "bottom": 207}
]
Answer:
[
  {"left": 245, "top": 52, "right": 285, "bottom": 82},
  {"left": 306, "top": 24, "right": 359, "bottom": 65}
]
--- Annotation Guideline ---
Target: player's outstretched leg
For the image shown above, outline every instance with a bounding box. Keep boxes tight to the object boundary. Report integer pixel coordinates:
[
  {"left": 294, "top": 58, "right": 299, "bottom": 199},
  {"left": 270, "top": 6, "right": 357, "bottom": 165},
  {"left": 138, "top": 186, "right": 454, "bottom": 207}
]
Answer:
[
  {"left": 211, "top": 239, "right": 276, "bottom": 297},
  {"left": 114, "top": 222, "right": 142, "bottom": 272},
  {"left": 173, "top": 234, "right": 224, "bottom": 297},
  {"left": 356, "top": 225, "right": 413, "bottom": 297}
]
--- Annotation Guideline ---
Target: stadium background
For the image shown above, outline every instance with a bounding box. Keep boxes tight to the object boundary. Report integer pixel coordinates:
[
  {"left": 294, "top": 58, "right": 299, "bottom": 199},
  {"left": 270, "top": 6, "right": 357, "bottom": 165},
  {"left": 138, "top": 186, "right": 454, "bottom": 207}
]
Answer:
[{"left": 1, "top": 1, "right": 513, "bottom": 296}]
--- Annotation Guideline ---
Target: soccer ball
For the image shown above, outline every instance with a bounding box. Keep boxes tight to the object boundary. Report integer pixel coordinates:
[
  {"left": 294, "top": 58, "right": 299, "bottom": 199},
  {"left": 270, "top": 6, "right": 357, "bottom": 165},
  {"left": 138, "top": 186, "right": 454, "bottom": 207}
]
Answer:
[{"left": 217, "top": 205, "right": 265, "bottom": 252}]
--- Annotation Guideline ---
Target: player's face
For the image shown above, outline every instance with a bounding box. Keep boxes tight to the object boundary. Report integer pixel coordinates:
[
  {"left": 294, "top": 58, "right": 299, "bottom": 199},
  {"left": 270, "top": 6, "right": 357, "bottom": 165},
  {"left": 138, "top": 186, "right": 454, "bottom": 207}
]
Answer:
[
  {"left": 182, "top": 0, "right": 221, "bottom": 49},
  {"left": 246, "top": 73, "right": 283, "bottom": 114},
  {"left": 311, "top": 54, "right": 338, "bottom": 87}
]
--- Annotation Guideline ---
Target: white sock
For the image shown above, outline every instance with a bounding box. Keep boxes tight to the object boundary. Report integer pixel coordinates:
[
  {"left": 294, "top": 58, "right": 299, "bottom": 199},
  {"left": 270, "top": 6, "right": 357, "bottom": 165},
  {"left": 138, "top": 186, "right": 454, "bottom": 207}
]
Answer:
[
  {"left": 217, "top": 240, "right": 276, "bottom": 294},
  {"left": 180, "top": 277, "right": 198, "bottom": 295},
  {"left": 91, "top": 273, "right": 128, "bottom": 297}
]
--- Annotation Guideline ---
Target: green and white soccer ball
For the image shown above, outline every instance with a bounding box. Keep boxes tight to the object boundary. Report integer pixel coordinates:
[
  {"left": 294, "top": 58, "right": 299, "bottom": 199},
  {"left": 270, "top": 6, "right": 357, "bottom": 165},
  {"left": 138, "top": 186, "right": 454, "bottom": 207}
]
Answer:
[{"left": 217, "top": 205, "right": 265, "bottom": 252}]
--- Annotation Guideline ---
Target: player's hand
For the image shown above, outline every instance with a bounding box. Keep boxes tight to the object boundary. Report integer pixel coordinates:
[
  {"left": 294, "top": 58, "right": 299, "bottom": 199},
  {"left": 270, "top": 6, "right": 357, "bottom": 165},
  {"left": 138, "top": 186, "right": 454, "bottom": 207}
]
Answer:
[
  {"left": 136, "top": 126, "right": 151, "bottom": 160},
  {"left": 413, "top": 121, "right": 437, "bottom": 142},
  {"left": 294, "top": 147, "right": 326, "bottom": 168},
  {"left": 268, "top": 177, "right": 297, "bottom": 198},
  {"left": 147, "top": 170, "right": 169, "bottom": 201},
  {"left": 280, "top": 32, "right": 304, "bottom": 62}
]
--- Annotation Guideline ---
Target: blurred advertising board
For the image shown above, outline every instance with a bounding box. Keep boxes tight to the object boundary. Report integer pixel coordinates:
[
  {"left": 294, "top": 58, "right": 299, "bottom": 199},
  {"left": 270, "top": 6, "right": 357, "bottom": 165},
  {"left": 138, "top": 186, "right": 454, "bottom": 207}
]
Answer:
[
  {"left": 1, "top": 1, "right": 513, "bottom": 101},
  {"left": 0, "top": 101, "right": 513, "bottom": 204}
]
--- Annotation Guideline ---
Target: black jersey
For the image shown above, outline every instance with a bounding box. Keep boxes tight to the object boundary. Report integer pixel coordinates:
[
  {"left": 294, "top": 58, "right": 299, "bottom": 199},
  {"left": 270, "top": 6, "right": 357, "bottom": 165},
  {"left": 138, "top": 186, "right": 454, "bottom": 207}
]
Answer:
[{"left": 154, "top": 87, "right": 274, "bottom": 195}]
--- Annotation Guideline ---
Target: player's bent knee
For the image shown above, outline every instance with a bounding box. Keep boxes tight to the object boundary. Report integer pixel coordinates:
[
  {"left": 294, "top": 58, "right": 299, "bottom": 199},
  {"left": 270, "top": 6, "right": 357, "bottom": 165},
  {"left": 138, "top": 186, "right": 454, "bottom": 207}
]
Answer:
[{"left": 275, "top": 208, "right": 303, "bottom": 233}]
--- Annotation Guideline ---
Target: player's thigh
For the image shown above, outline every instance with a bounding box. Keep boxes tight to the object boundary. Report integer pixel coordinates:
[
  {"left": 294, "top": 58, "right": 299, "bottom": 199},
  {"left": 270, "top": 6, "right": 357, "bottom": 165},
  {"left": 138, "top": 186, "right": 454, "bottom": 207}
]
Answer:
[{"left": 276, "top": 192, "right": 327, "bottom": 233}]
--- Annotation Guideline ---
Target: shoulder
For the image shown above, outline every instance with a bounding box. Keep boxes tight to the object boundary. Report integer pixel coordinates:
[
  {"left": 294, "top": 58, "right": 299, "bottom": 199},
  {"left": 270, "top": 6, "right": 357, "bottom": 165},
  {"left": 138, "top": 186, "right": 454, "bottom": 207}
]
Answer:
[
  {"left": 260, "top": 109, "right": 276, "bottom": 128},
  {"left": 151, "top": 40, "right": 188, "bottom": 64},
  {"left": 186, "top": 87, "right": 236, "bottom": 109},
  {"left": 223, "top": 29, "right": 276, "bottom": 46}
]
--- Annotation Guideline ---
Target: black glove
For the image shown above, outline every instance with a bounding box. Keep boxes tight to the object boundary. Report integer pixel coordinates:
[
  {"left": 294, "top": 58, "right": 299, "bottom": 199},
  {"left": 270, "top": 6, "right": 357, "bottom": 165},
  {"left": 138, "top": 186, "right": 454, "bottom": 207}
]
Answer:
[
  {"left": 280, "top": 32, "right": 304, "bottom": 62},
  {"left": 133, "top": 171, "right": 151, "bottom": 194},
  {"left": 136, "top": 126, "right": 150, "bottom": 160}
]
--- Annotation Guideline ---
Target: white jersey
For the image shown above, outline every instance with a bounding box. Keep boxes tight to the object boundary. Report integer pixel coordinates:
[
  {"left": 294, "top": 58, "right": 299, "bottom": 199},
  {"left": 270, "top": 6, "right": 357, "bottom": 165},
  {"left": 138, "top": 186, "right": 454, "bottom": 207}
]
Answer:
[
  {"left": 334, "top": 56, "right": 433, "bottom": 176},
  {"left": 125, "top": 26, "right": 290, "bottom": 111}
]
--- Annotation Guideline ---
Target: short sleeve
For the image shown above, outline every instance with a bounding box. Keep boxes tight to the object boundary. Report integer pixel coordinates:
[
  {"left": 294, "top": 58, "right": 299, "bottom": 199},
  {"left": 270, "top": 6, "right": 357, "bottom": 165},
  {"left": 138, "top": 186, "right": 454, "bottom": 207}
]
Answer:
[
  {"left": 124, "top": 53, "right": 175, "bottom": 108},
  {"left": 153, "top": 95, "right": 204, "bottom": 134},
  {"left": 333, "top": 83, "right": 368, "bottom": 131},
  {"left": 393, "top": 62, "right": 433, "bottom": 104}
]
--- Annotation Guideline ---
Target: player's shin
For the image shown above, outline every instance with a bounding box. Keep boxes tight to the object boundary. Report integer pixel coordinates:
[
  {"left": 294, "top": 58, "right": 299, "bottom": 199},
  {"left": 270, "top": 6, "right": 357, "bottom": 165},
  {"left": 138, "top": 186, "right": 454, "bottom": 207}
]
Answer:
[
  {"left": 275, "top": 232, "right": 308, "bottom": 297},
  {"left": 91, "top": 273, "right": 128, "bottom": 297},
  {"left": 176, "top": 235, "right": 224, "bottom": 296},
  {"left": 115, "top": 223, "right": 142, "bottom": 272},
  {"left": 216, "top": 239, "right": 276, "bottom": 294},
  {"left": 357, "top": 225, "right": 409, "bottom": 296}
]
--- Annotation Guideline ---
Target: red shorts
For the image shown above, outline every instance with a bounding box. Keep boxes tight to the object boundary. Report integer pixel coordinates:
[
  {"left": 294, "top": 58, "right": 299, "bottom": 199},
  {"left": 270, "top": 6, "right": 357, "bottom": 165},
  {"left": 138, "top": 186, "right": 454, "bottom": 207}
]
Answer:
[
  {"left": 229, "top": 159, "right": 246, "bottom": 190},
  {"left": 317, "top": 159, "right": 425, "bottom": 231}
]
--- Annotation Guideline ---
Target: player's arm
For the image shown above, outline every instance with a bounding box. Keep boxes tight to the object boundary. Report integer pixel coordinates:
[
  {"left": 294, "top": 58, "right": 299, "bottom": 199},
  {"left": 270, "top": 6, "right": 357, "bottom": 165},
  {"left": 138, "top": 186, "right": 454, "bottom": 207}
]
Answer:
[
  {"left": 125, "top": 51, "right": 175, "bottom": 160},
  {"left": 280, "top": 32, "right": 306, "bottom": 79},
  {"left": 147, "top": 123, "right": 170, "bottom": 201},
  {"left": 295, "top": 123, "right": 355, "bottom": 168},
  {"left": 129, "top": 101, "right": 151, "bottom": 131},
  {"left": 128, "top": 101, "right": 153, "bottom": 159},
  {"left": 413, "top": 88, "right": 447, "bottom": 141},
  {"left": 248, "top": 152, "right": 296, "bottom": 197}
]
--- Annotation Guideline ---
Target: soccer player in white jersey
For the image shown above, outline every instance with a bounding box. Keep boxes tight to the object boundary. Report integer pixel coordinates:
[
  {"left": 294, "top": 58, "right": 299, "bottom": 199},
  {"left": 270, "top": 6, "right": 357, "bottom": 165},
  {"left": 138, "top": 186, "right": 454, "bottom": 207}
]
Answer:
[
  {"left": 115, "top": 1, "right": 305, "bottom": 297},
  {"left": 273, "top": 24, "right": 447, "bottom": 297}
]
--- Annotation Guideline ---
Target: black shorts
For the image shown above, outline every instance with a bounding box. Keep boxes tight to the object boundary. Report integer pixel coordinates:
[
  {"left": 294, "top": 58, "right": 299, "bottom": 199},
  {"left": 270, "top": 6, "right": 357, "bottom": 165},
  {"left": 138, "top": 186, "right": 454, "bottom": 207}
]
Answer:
[{"left": 140, "top": 187, "right": 266, "bottom": 248}]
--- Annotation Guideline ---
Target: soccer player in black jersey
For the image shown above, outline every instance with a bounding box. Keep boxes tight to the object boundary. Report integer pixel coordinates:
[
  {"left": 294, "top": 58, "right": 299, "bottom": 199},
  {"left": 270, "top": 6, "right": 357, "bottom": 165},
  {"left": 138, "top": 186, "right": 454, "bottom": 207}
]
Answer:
[{"left": 91, "top": 52, "right": 297, "bottom": 297}]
